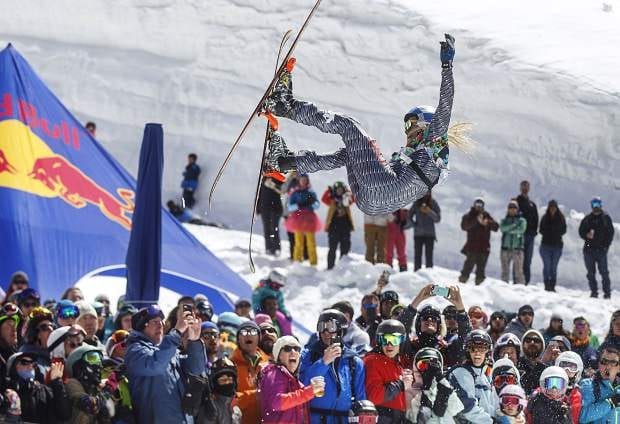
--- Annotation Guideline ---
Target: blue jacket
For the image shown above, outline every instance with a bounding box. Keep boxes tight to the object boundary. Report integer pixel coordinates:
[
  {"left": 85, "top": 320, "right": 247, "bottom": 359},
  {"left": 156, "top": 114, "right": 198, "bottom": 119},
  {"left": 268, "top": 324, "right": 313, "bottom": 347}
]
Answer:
[
  {"left": 181, "top": 163, "right": 201, "bottom": 190},
  {"left": 125, "top": 330, "right": 206, "bottom": 424},
  {"left": 448, "top": 364, "right": 495, "bottom": 423},
  {"left": 299, "top": 339, "right": 366, "bottom": 424},
  {"left": 289, "top": 188, "right": 320, "bottom": 212},
  {"left": 578, "top": 376, "right": 620, "bottom": 424}
]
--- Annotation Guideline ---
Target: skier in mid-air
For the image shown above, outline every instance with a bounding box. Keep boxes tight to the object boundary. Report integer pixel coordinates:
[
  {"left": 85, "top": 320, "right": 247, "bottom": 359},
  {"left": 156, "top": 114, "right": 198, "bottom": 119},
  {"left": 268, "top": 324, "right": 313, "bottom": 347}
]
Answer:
[{"left": 262, "top": 33, "right": 457, "bottom": 216}]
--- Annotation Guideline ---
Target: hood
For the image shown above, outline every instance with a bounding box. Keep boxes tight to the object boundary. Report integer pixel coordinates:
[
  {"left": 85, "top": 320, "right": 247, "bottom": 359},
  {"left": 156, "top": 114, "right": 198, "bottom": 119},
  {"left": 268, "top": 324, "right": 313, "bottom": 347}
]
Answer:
[
  {"left": 127, "top": 329, "right": 157, "bottom": 347},
  {"left": 521, "top": 329, "right": 546, "bottom": 355}
]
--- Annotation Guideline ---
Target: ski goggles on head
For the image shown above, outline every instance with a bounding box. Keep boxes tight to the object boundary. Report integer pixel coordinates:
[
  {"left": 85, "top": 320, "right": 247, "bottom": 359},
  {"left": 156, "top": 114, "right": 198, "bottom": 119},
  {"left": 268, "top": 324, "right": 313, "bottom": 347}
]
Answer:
[
  {"left": 317, "top": 319, "right": 340, "bottom": 334},
  {"left": 2, "top": 303, "right": 20, "bottom": 316},
  {"left": 500, "top": 395, "right": 521, "bottom": 407},
  {"left": 82, "top": 350, "right": 103, "bottom": 366},
  {"left": 493, "top": 374, "right": 518, "bottom": 387},
  {"left": 57, "top": 304, "right": 79, "bottom": 319},
  {"left": 416, "top": 358, "right": 440, "bottom": 372},
  {"left": 378, "top": 333, "right": 404, "bottom": 347},
  {"left": 543, "top": 376, "right": 566, "bottom": 391},
  {"left": 558, "top": 361, "right": 579, "bottom": 373}
]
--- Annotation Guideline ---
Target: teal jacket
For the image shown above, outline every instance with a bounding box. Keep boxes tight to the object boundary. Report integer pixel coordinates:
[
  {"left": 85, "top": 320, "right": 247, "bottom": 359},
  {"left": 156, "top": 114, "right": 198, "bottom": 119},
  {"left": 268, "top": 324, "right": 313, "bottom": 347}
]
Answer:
[
  {"left": 500, "top": 216, "right": 527, "bottom": 250},
  {"left": 578, "top": 376, "right": 620, "bottom": 423}
]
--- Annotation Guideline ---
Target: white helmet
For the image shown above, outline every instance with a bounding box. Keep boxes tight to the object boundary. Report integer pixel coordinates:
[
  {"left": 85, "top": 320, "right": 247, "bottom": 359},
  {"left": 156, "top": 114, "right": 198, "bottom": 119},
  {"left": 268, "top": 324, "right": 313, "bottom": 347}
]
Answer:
[
  {"left": 493, "top": 333, "right": 522, "bottom": 360},
  {"left": 492, "top": 357, "right": 521, "bottom": 385},
  {"left": 555, "top": 351, "right": 584, "bottom": 383},
  {"left": 539, "top": 366, "right": 569, "bottom": 395},
  {"left": 499, "top": 384, "right": 527, "bottom": 411}
]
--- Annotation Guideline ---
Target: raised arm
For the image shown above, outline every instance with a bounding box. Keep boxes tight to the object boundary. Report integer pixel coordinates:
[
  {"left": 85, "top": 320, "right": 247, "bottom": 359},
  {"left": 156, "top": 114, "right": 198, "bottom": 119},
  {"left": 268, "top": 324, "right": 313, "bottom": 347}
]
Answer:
[{"left": 427, "top": 34, "right": 455, "bottom": 141}]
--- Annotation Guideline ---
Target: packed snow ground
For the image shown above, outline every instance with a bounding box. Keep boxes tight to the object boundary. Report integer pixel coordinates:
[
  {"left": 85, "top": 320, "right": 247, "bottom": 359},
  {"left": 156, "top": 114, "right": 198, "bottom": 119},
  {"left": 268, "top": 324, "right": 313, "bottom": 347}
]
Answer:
[
  {"left": 2, "top": 0, "right": 618, "bottom": 288},
  {"left": 79, "top": 225, "right": 618, "bottom": 343}
]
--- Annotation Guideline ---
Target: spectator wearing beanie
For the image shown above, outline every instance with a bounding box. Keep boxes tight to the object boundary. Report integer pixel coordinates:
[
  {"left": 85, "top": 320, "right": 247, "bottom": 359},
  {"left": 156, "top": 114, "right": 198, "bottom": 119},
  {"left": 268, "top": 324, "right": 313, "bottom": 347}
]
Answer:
[
  {"left": 231, "top": 320, "right": 269, "bottom": 424},
  {"left": 201, "top": 321, "right": 223, "bottom": 365},
  {"left": 19, "top": 306, "right": 55, "bottom": 368},
  {"left": 125, "top": 304, "right": 205, "bottom": 423},
  {"left": 505, "top": 305, "right": 534, "bottom": 341},
  {"left": 114, "top": 304, "right": 138, "bottom": 332},
  {"left": 75, "top": 300, "right": 104, "bottom": 350},
  {"left": 3, "top": 271, "right": 29, "bottom": 306},
  {"left": 488, "top": 311, "right": 507, "bottom": 345}
]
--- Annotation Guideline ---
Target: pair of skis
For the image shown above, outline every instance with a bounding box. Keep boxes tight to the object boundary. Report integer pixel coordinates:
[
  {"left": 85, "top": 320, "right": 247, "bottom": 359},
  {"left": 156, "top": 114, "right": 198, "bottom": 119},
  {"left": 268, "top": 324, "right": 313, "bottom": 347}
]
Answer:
[{"left": 209, "top": 0, "right": 322, "bottom": 272}]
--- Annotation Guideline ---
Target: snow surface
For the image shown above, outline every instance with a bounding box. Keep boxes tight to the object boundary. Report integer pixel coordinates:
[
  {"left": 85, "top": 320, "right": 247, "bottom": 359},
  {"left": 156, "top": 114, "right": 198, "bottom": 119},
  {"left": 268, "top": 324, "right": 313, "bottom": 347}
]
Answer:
[
  {"left": 78, "top": 225, "right": 619, "bottom": 343},
  {"left": 2, "top": 0, "right": 618, "bottom": 288}
]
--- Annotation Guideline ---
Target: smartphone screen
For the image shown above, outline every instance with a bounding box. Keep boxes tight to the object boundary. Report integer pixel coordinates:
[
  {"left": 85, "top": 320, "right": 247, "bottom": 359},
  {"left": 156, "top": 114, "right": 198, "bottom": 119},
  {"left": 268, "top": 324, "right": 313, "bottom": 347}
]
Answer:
[{"left": 431, "top": 285, "right": 450, "bottom": 298}]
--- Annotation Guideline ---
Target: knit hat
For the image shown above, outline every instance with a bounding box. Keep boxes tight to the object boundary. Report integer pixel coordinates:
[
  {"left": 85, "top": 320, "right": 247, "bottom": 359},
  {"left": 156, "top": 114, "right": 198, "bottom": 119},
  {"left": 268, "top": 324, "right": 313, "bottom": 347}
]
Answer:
[
  {"left": 518, "top": 305, "right": 534, "bottom": 316},
  {"left": 273, "top": 335, "right": 301, "bottom": 362},
  {"left": 254, "top": 313, "right": 272, "bottom": 327},
  {"left": 508, "top": 200, "right": 519, "bottom": 209},
  {"left": 201, "top": 321, "right": 219, "bottom": 332},
  {"left": 9, "top": 271, "right": 29, "bottom": 286},
  {"left": 75, "top": 301, "right": 97, "bottom": 319},
  {"left": 238, "top": 320, "right": 260, "bottom": 334}
]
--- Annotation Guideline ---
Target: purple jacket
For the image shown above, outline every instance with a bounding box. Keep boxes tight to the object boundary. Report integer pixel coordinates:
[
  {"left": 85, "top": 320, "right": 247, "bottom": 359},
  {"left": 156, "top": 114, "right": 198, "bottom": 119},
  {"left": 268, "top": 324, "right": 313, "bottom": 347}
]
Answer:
[
  {"left": 259, "top": 363, "right": 313, "bottom": 423},
  {"left": 274, "top": 310, "right": 293, "bottom": 336}
]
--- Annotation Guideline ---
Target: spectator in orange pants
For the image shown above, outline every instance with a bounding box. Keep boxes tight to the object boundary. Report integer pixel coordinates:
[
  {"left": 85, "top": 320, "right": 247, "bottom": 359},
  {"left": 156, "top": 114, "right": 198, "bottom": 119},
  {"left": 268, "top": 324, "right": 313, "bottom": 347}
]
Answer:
[
  {"left": 386, "top": 209, "right": 409, "bottom": 271},
  {"left": 363, "top": 213, "right": 391, "bottom": 264}
]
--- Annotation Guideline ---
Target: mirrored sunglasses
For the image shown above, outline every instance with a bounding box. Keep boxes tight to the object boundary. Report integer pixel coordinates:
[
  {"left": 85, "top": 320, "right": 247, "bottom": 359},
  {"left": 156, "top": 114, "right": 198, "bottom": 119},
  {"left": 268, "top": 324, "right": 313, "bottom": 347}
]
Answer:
[
  {"left": 493, "top": 374, "right": 517, "bottom": 387},
  {"left": 238, "top": 328, "right": 259, "bottom": 337},
  {"left": 544, "top": 376, "right": 566, "bottom": 391},
  {"left": 82, "top": 351, "right": 103, "bottom": 366},
  {"left": 379, "top": 333, "right": 404, "bottom": 346},
  {"left": 281, "top": 345, "right": 301, "bottom": 353}
]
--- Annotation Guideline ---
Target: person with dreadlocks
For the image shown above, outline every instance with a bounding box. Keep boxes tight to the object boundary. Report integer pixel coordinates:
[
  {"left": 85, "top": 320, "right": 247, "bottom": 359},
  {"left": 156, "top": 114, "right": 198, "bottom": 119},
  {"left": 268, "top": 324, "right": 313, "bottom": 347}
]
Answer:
[{"left": 261, "top": 34, "right": 464, "bottom": 215}]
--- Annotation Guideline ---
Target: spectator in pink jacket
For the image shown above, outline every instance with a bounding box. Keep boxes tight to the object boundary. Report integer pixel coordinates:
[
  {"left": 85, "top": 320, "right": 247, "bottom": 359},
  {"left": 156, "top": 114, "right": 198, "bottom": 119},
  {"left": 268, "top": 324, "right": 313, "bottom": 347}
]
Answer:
[{"left": 259, "top": 336, "right": 316, "bottom": 423}]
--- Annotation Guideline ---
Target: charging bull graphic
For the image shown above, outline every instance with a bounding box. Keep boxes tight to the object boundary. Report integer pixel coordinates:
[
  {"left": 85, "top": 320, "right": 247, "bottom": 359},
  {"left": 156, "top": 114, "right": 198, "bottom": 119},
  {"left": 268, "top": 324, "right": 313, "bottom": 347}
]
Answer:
[{"left": 0, "top": 119, "right": 134, "bottom": 230}]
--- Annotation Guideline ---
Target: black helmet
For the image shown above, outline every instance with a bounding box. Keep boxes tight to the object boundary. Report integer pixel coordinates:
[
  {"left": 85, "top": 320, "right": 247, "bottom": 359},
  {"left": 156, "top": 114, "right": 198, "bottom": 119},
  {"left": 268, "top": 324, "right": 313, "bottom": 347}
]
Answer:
[
  {"left": 195, "top": 300, "right": 214, "bottom": 321},
  {"left": 317, "top": 309, "right": 348, "bottom": 336},
  {"left": 414, "top": 347, "right": 444, "bottom": 370},
  {"left": 442, "top": 305, "right": 457, "bottom": 316},
  {"left": 349, "top": 399, "right": 377, "bottom": 416},
  {"left": 211, "top": 356, "right": 237, "bottom": 382},
  {"left": 414, "top": 305, "right": 441, "bottom": 335},
  {"left": 380, "top": 291, "right": 399, "bottom": 304},
  {"left": 376, "top": 319, "right": 405, "bottom": 336},
  {"left": 465, "top": 329, "right": 492, "bottom": 348}
]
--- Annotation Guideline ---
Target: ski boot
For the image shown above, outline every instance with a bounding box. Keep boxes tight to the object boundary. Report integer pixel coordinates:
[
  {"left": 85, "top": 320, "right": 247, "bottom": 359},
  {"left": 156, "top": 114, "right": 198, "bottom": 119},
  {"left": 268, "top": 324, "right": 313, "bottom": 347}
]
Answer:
[
  {"left": 260, "top": 112, "right": 296, "bottom": 179},
  {"left": 263, "top": 57, "right": 296, "bottom": 118}
]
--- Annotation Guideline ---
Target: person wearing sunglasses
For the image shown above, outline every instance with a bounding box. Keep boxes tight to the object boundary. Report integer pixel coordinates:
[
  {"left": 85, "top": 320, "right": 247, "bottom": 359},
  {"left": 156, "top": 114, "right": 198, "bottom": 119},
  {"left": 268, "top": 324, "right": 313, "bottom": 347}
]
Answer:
[
  {"left": 363, "top": 319, "right": 411, "bottom": 423},
  {"left": 299, "top": 309, "right": 366, "bottom": 423},
  {"left": 231, "top": 320, "right": 269, "bottom": 424},
  {"left": 3, "top": 271, "right": 29, "bottom": 306},
  {"left": 542, "top": 314, "right": 571, "bottom": 346},
  {"left": 200, "top": 321, "right": 223, "bottom": 365},
  {"left": 0, "top": 303, "right": 22, "bottom": 377},
  {"left": 55, "top": 299, "right": 80, "bottom": 327},
  {"left": 261, "top": 34, "right": 456, "bottom": 218},
  {"left": 20, "top": 306, "right": 55, "bottom": 368},
  {"left": 578, "top": 346, "right": 620, "bottom": 423},
  {"left": 125, "top": 303, "right": 205, "bottom": 424},
  {"left": 260, "top": 335, "right": 317, "bottom": 423},
  {"left": 65, "top": 345, "right": 111, "bottom": 422},
  {"left": 600, "top": 310, "right": 620, "bottom": 353},
  {"left": 495, "top": 384, "right": 527, "bottom": 424},
  {"left": 488, "top": 311, "right": 508, "bottom": 344},
  {"left": 517, "top": 329, "right": 547, "bottom": 396},
  {"left": 468, "top": 305, "right": 488, "bottom": 330},
  {"left": 504, "top": 305, "right": 534, "bottom": 341},
  {"left": 355, "top": 293, "right": 381, "bottom": 346},
  {"left": 578, "top": 196, "right": 614, "bottom": 299},
  {"left": 447, "top": 329, "right": 495, "bottom": 423},
  {"left": 554, "top": 351, "right": 584, "bottom": 424},
  {"left": 407, "top": 347, "right": 464, "bottom": 422},
  {"left": 5, "top": 351, "right": 71, "bottom": 423},
  {"left": 257, "top": 319, "right": 278, "bottom": 359},
  {"left": 525, "top": 366, "right": 572, "bottom": 424},
  {"left": 16, "top": 287, "right": 40, "bottom": 321}
]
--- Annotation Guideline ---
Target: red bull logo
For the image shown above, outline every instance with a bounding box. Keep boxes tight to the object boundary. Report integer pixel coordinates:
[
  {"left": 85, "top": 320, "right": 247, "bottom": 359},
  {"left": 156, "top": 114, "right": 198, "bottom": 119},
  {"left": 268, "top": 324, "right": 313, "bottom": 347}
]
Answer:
[{"left": 0, "top": 119, "right": 134, "bottom": 230}]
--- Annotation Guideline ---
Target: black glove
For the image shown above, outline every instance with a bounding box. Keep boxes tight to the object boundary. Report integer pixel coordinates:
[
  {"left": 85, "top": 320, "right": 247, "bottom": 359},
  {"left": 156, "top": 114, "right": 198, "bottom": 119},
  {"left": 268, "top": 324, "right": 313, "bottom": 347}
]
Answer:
[
  {"left": 610, "top": 393, "right": 620, "bottom": 407},
  {"left": 421, "top": 363, "right": 443, "bottom": 389}
]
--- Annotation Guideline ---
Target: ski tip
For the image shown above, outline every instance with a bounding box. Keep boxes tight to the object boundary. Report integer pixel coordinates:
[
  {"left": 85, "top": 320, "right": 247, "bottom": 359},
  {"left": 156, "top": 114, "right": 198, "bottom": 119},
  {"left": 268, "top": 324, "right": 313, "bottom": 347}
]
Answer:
[
  {"left": 286, "top": 57, "right": 296, "bottom": 73},
  {"left": 259, "top": 111, "right": 279, "bottom": 131},
  {"left": 264, "top": 171, "right": 286, "bottom": 183}
]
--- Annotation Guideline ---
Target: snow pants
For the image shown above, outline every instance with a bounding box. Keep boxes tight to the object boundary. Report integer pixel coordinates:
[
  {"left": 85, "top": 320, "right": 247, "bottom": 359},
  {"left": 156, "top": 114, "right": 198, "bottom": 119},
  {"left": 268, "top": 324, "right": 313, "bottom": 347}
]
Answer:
[
  {"left": 285, "top": 99, "right": 440, "bottom": 215},
  {"left": 501, "top": 249, "right": 525, "bottom": 284},
  {"left": 327, "top": 227, "right": 351, "bottom": 270},
  {"left": 261, "top": 209, "right": 282, "bottom": 255},
  {"left": 459, "top": 252, "right": 489, "bottom": 285},
  {"left": 386, "top": 222, "right": 407, "bottom": 270},
  {"left": 365, "top": 224, "right": 387, "bottom": 264},
  {"left": 293, "top": 232, "right": 317, "bottom": 265},
  {"left": 414, "top": 236, "right": 435, "bottom": 271}
]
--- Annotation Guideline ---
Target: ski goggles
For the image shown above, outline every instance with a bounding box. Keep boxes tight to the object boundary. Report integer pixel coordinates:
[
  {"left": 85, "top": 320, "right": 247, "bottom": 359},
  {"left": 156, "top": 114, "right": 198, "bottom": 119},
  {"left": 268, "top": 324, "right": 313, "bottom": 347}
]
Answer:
[
  {"left": 362, "top": 303, "right": 378, "bottom": 310},
  {"left": 57, "top": 304, "right": 80, "bottom": 319},
  {"left": 591, "top": 199, "right": 602, "bottom": 208},
  {"left": 378, "top": 333, "right": 405, "bottom": 347},
  {"left": 416, "top": 358, "right": 440, "bottom": 372},
  {"left": 238, "top": 328, "right": 259, "bottom": 337},
  {"left": 558, "top": 361, "right": 579, "bottom": 373},
  {"left": 404, "top": 118, "right": 428, "bottom": 132},
  {"left": 317, "top": 319, "right": 340, "bottom": 334},
  {"left": 349, "top": 415, "right": 378, "bottom": 424},
  {"left": 494, "top": 374, "right": 518, "bottom": 387},
  {"left": 82, "top": 350, "right": 103, "bottom": 366},
  {"left": 469, "top": 311, "right": 485, "bottom": 320},
  {"left": 543, "top": 376, "right": 567, "bottom": 391},
  {"left": 500, "top": 395, "right": 521, "bottom": 407}
]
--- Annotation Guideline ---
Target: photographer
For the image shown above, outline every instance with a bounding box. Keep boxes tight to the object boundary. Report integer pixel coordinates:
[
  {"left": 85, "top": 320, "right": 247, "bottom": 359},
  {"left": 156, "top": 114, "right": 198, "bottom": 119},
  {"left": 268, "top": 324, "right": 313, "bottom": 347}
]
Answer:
[
  {"left": 299, "top": 309, "right": 366, "bottom": 423},
  {"left": 125, "top": 304, "right": 205, "bottom": 424}
]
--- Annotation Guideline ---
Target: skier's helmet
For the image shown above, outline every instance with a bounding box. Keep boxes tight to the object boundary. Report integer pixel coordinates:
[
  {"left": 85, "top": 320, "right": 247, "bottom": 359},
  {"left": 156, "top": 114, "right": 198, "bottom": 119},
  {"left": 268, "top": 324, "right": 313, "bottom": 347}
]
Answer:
[
  {"left": 414, "top": 347, "right": 444, "bottom": 371},
  {"left": 375, "top": 319, "right": 406, "bottom": 346},
  {"left": 499, "top": 384, "right": 527, "bottom": 413},
  {"left": 465, "top": 329, "right": 492, "bottom": 349},
  {"left": 492, "top": 357, "right": 521, "bottom": 390},
  {"left": 539, "top": 366, "right": 569, "bottom": 398},
  {"left": 555, "top": 351, "right": 584, "bottom": 383},
  {"left": 348, "top": 399, "right": 378, "bottom": 423},
  {"left": 333, "top": 181, "right": 347, "bottom": 192},
  {"left": 414, "top": 305, "right": 442, "bottom": 335},
  {"left": 316, "top": 309, "right": 349, "bottom": 337},
  {"left": 404, "top": 105, "right": 435, "bottom": 125},
  {"left": 493, "top": 332, "right": 522, "bottom": 360}
]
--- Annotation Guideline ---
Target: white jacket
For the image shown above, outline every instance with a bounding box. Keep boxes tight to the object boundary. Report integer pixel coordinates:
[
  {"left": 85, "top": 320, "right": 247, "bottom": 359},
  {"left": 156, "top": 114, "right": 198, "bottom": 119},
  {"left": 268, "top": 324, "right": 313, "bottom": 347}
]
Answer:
[{"left": 406, "top": 371, "right": 464, "bottom": 423}]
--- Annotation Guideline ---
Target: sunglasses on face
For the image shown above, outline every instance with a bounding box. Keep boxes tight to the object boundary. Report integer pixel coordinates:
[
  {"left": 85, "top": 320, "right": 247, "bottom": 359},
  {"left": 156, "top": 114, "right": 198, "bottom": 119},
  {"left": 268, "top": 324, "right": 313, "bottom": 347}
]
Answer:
[
  {"left": 600, "top": 358, "right": 620, "bottom": 367},
  {"left": 362, "top": 303, "right": 377, "bottom": 310},
  {"left": 201, "top": 332, "right": 219, "bottom": 339},
  {"left": 543, "top": 376, "right": 566, "bottom": 391},
  {"left": 558, "top": 361, "right": 579, "bottom": 373},
  {"left": 421, "top": 315, "right": 439, "bottom": 323},
  {"left": 260, "top": 327, "right": 277, "bottom": 335},
  {"left": 493, "top": 374, "right": 518, "bottom": 387},
  {"left": 501, "top": 395, "right": 521, "bottom": 407},
  {"left": 523, "top": 337, "right": 542, "bottom": 344},
  {"left": 520, "top": 311, "right": 534, "bottom": 317},
  {"left": 239, "top": 328, "right": 259, "bottom": 337},
  {"left": 281, "top": 345, "right": 301, "bottom": 353},
  {"left": 379, "top": 333, "right": 405, "bottom": 347}
]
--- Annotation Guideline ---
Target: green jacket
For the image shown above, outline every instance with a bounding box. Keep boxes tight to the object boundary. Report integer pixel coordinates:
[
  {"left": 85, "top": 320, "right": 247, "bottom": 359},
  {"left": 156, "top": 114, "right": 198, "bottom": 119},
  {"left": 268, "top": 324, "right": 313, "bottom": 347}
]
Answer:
[{"left": 500, "top": 216, "right": 527, "bottom": 250}]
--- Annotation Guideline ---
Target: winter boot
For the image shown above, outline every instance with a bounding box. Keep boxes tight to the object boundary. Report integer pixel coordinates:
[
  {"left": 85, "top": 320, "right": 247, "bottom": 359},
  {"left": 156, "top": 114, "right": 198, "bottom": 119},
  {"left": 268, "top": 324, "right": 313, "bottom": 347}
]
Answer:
[
  {"left": 399, "top": 265, "right": 408, "bottom": 272},
  {"left": 549, "top": 278, "right": 556, "bottom": 292},
  {"left": 263, "top": 58, "right": 296, "bottom": 118},
  {"left": 261, "top": 112, "right": 294, "bottom": 174}
]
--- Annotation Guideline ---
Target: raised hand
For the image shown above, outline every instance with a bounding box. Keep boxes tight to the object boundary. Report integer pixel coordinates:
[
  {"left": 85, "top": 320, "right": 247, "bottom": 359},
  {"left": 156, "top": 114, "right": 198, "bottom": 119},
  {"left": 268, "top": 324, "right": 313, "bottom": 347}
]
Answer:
[{"left": 440, "top": 33, "right": 455, "bottom": 68}]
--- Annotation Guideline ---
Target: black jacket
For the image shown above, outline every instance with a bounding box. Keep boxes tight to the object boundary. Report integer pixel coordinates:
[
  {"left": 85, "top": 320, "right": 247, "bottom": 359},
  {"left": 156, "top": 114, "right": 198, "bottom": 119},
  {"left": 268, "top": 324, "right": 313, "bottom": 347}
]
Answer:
[
  {"left": 517, "top": 356, "right": 547, "bottom": 396},
  {"left": 7, "top": 377, "right": 71, "bottom": 423},
  {"left": 578, "top": 211, "right": 614, "bottom": 250},
  {"left": 526, "top": 390, "right": 572, "bottom": 424},
  {"left": 517, "top": 194, "right": 539, "bottom": 236},
  {"left": 539, "top": 211, "right": 567, "bottom": 247},
  {"left": 257, "top": 178, "right": 284, "bottom": 215}
]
